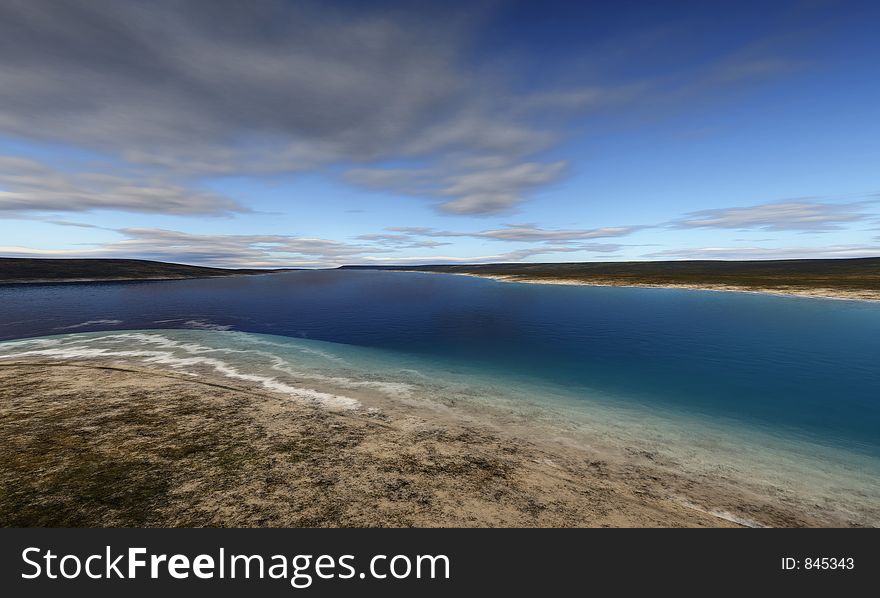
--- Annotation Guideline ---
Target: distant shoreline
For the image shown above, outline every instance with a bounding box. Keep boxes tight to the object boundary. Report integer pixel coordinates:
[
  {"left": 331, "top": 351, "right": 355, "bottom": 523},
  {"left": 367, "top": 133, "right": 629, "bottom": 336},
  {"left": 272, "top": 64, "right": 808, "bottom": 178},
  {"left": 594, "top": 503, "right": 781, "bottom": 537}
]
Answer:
[
  {"left": 398, "top": 270, "right": 880, "bottom": 302},
  {"left": 3, "top": 257, "right": 879, "bottom": 301},
  {"left": 0, "top": 258, "right": 290, "bottom": 285},
  {"left": 0, "top": 272, "right": 284, "bottom": 285},
  {"left": 342, "top": 257, "right": 880, "bottom": 303},
  {"left": 5, "top": 270, "right": 877, "bottom": 301}
]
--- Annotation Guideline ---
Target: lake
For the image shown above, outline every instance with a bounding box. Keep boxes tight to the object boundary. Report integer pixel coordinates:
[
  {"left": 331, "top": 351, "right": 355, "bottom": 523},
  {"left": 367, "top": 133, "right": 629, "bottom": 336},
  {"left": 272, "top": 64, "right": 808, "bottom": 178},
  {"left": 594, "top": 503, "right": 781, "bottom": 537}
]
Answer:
[{"left": 1, "top": 270, "right": 879, "bottom": 523}]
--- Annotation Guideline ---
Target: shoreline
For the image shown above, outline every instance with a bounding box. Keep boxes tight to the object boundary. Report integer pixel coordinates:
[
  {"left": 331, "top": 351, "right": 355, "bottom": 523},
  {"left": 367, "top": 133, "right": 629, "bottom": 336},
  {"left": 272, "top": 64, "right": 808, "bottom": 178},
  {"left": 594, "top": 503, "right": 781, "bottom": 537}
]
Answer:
[
  {"left": 0, "top": 271, "right": 286, "bottom": 286},
  {"left": 395, "top": 270, "right": 880, "bottom": 302},
  {"left": 1, "top": 345, "right": 871, "bottom": 527},
  {"left": 0, "top": 358, "right": 746, "bottom": 527},
  {"left": 3, "top": 267, "right": 878, "bottom": 302}
]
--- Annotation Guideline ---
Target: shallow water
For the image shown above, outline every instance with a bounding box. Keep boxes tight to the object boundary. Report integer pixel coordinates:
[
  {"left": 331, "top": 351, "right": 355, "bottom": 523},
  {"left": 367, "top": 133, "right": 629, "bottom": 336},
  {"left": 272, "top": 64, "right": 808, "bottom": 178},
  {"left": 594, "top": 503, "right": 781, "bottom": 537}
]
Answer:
[{"left": 1, "top": 270, "right": 879, "bottom": 523}]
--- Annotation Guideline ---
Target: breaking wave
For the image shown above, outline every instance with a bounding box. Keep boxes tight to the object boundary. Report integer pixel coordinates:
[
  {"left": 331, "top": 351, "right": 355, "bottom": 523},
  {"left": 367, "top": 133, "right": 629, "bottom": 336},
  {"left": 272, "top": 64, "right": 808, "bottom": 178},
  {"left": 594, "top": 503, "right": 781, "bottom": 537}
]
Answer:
[{"left": 0, "top": 330, "right": 385, "bottom": 410}]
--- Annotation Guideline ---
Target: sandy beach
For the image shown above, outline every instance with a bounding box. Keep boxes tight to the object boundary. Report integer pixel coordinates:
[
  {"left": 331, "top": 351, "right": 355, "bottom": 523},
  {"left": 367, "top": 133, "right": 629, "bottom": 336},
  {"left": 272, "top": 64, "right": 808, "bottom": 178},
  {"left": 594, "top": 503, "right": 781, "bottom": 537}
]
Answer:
[
  {"left": 0, "top": 356, "right": 862, "bottom": 528},
  {"left": 396, "top": 270, "right": 880, "bottom": 302}
]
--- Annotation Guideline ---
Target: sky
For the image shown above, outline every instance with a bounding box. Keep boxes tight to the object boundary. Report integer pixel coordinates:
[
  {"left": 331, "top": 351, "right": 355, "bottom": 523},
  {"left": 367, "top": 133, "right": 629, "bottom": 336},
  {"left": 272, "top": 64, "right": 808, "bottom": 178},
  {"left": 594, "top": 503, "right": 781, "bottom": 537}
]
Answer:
[{"left": 0, "top": 0, "right": 879, "bottom": 268}]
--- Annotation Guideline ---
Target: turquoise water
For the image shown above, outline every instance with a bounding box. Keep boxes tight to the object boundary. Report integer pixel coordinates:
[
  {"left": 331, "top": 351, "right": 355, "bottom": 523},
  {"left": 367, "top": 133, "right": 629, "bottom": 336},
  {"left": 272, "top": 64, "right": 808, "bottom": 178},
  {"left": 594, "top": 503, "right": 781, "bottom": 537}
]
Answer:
[{"left": 1, "top": 270, "right": 879, "bottom": 522}]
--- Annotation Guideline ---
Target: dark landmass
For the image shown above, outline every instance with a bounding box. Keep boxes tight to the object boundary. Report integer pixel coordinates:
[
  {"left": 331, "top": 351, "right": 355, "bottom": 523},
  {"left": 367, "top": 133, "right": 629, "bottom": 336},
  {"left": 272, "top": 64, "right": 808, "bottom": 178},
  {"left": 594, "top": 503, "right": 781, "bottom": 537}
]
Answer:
[
  {"left": 0, "top": 258, "right": 289, "bottom": 284},
  {"left": 341, "top": 257, "right": 880, "bottom": 300}
]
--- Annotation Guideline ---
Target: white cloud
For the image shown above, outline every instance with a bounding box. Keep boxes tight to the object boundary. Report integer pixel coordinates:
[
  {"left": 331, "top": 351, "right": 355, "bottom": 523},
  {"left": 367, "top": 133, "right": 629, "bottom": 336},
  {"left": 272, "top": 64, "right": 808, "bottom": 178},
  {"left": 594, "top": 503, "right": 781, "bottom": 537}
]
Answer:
[
  {"left": 353, "top": 233, "right": 450, "bottom": 249},
  {"left": 0, "top": 1, "right": 604, "bottom": 217},
  {"left": 0, "top": 156, "right": 245, "bottom": 216},
  {"left": 474, "top": 223, "right": 641, "bottom": 241},
  {"left": 647, "top": 245, "right": 880, "bottom": 260},
  {"left": 385, "top": 222, "right": 640, "bottom": 242},
  {"left": 672, "top": 200, "right": 873, "bottom": 231},
  {"left": 0, "top": 1, "right": 825, "bottom": 220},
  {"left": 1, "top": 225, "right": 627, "bottom": 268},
  {"left": 357, "top": 244, "right": 605, "bottom": 265},
  {"left": 0, "top": 228, "right": 383, "bottom": 268},
  {"left": 346, "top": 160, "right": 569, "bottom": 215}
]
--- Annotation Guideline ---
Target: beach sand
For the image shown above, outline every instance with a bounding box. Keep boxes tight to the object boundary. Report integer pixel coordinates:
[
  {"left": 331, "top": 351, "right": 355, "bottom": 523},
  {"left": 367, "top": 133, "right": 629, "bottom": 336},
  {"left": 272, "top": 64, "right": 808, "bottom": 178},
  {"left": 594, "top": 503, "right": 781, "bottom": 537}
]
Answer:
[
  {"left": 398, "top": 271, "right": 880, "bottom": 302},
  {"left": 0, "top": 358, "right": 852, "bottom": 528}
]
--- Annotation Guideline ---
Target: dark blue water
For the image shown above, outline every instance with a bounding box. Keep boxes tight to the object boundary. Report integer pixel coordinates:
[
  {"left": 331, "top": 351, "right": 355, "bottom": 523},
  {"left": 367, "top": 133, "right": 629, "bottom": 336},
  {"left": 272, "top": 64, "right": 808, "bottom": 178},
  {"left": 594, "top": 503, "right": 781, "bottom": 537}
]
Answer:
[{"left": 2, "top": 270, "right": 879, "bottom": 455}]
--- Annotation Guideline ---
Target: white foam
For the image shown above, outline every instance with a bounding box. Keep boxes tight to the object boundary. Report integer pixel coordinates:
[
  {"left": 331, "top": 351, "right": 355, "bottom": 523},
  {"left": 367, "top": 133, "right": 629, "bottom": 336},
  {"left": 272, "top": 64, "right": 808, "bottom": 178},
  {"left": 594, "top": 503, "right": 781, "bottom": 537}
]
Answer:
[
  {"left": 114, "top": 332, "right": 385, "bottom": 394},
  {"left": 183, "top": 320, "right": 232, "bottom": 331},
  {"left": 0, "top": 337, "right": 63, "bottom": 349},
  {"left": 0, "top": 334, "right": 360, "bottom": 410},
  {"left": 53, "top": 319, "right": 123, "bottom": 330},
  {"left": 0, "top": 318, "right": 44, "bottom": 327},
  {"left": 677, "top": 499, "right": 769, "bottom": 528},
  {"left": 160, "top": 332, "right": 414, "bottom": 398},
  {"left": 231, "top": 333, "right": 349, "bottom": 364}
]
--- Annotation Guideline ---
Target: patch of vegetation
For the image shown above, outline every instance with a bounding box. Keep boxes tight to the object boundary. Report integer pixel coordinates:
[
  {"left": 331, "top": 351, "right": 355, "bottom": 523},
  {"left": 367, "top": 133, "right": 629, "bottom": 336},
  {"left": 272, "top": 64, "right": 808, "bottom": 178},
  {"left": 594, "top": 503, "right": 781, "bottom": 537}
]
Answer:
[
  {"left": 343, "top": 258, "right": 880, "bottom": 293},
  {"left": 0, "top": 257, "right": 290, "bottom": 284},
  {"left": 0, "top": 368, "right": 272, "bottom": 526}
]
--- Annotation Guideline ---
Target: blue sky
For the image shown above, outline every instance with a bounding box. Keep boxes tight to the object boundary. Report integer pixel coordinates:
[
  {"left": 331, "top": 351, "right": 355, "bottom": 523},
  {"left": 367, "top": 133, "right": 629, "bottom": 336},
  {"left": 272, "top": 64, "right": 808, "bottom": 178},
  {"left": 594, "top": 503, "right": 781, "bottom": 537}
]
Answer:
[{"left": 0, "top": 0, "right": 878, "bottom": 267}]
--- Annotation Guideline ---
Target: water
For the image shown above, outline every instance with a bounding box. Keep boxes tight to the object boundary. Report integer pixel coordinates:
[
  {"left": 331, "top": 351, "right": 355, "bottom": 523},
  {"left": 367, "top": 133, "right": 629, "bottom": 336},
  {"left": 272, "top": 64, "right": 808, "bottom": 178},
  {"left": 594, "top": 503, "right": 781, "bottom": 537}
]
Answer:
[{"left": 1, "top": 270, "right": 879, "bottom": 522}]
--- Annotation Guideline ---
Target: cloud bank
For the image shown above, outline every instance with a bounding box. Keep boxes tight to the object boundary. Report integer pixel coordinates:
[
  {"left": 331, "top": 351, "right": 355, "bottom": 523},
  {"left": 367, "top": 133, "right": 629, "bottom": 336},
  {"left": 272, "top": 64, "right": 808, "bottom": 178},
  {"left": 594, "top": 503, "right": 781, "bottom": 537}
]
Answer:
[
  {"left": 0, "top": 0, "right": 613, "bottom": 215},
  {"left": 0, "top": 156, "right": 245, "bottom": 216},
  {"left": 672, "top": 200, "right": 874, "bottom": 231}
]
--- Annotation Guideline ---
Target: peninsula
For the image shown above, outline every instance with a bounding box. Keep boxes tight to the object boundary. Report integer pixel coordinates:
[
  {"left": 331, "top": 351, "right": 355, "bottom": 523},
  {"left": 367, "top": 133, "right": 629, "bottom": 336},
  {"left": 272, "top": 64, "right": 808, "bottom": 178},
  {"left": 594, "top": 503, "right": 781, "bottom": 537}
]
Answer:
[
  {"left": 0, "top": 258, "right": 289, "bottom": 285},
  {"left": 342, "top": 257, "right": 880, "bottom": 301}
]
